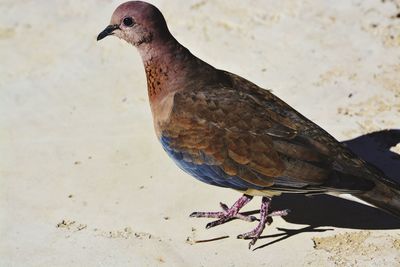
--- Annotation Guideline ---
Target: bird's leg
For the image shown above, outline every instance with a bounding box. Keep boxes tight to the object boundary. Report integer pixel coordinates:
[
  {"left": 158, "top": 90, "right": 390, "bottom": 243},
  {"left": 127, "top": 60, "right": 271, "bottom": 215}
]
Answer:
[
  {"left": 237, "top": 196, "right": 290, "bottom": 249},
  {"left": 190, "top": 194, "right": 257, "bottom": 228}
]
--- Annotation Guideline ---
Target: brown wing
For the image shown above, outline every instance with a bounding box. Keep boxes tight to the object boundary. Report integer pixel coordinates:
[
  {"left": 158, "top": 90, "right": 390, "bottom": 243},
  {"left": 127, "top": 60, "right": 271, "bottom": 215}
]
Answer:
[{"left": 160, "top": 71, "right": 377, "bottom": 193}]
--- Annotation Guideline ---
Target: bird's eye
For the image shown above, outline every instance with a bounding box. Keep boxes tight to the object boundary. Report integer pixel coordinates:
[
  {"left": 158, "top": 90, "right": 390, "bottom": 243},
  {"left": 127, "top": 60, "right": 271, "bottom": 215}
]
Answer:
[{"left": 123, "top": 17, "right": 134, "bottom": 27}]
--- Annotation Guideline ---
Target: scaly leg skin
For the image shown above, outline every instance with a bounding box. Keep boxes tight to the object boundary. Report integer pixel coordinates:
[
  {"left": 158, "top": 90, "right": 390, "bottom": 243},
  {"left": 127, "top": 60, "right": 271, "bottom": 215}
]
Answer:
[
  {"left": 190, "top": 194, "right": 257, "bottom": 228},
  {"left": 237, "top": 196, "right": 290, "bottom": 249},
  {"left": 190, "top": 195, "right": 290, "bottom": 249}
]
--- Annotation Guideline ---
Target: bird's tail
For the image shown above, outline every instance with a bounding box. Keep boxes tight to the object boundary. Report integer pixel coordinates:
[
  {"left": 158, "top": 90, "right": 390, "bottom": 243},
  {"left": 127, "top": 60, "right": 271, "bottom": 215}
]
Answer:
[{"left": 356, "top": 179, "right": 400, "bottom": 218}]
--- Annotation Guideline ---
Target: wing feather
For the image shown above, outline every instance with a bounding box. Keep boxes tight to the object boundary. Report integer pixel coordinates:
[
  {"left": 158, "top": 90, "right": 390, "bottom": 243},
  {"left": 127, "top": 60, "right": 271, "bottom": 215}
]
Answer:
[{"left": 159, "top": 72, "right": 375, "bottom": 193}]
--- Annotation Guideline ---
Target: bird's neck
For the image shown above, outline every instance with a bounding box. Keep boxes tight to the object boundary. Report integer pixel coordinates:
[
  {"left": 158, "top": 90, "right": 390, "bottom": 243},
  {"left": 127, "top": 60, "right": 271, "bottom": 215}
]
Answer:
[
  {"left": 137, "top": 38, "right": 195, "bottom": 102},
  {"left": 135, "top": 36, "right": 225, "bottom": 137}
]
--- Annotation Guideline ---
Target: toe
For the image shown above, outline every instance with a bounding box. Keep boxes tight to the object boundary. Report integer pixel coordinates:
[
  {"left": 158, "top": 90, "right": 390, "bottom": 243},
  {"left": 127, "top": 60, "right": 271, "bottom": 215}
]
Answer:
[
  {"left": 248, "top": 238, "right": 258, "bottom": 249},
  {"left": 206, "top": 218, "right": 227, "bottom": 229},
  {"left": 237, "top": 231, "right": 254, "bottom": 239}
]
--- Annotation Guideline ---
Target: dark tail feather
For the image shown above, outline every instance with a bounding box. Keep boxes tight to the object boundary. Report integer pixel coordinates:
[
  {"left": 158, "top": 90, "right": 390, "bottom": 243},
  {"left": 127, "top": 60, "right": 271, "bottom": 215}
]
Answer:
[{"left": 356, "top": 180, "right": 400, "bottom": 218}]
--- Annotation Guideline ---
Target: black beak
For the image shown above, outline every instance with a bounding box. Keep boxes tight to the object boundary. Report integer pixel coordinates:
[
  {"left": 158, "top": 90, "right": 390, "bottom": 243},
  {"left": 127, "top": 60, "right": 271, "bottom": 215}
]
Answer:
[{"left": 97, "top": 24, "right": 120, "bottom": 41}]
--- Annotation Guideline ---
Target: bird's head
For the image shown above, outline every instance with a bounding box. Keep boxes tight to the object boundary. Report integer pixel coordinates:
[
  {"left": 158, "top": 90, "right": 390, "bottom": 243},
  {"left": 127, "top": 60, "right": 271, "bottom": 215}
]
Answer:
[{"left": 97, "top": 1, "right": 170, "bottom": 47}]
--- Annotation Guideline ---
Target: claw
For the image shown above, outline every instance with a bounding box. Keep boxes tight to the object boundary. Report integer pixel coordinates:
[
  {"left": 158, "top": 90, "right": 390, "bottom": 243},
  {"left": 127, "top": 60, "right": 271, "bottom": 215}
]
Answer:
[
  {"left": 190, "top": 195, "right": 290, "bottom": 248},
  {"left": 206, "top": 219, "right": 226, "bottom": 229},
  {"left": 190, "top": 195, "right": 255, "bottom": 227},
  {"left": 219, "top": 202, "right": 229, "bottom": 211},
  {"left": 248, "top": 238, "right": 257, "bottom": 249},
  {"left": 237, "top": 233, "right": 245, "bottom": 239}
]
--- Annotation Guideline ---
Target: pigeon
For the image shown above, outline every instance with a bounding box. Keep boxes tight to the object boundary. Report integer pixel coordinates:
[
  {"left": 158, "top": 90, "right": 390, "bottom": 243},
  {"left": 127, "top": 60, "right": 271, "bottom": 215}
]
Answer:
[{"left": 97, "top": 1, "right": 400, "bottom": 248}]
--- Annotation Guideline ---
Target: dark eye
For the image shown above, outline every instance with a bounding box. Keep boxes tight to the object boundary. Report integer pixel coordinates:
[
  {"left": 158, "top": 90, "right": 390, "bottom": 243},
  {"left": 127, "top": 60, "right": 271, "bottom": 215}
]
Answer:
[{"left": 123, "top": 17, "right": 134, "bottom": 27}]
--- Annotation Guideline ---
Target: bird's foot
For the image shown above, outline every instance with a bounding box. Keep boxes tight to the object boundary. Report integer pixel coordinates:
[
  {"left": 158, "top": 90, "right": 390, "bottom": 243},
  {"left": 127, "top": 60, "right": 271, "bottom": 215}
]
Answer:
[
  {"left": 237, "top": 197, "right": 290, "bottom": 249},
  {"left": 190, "top": 195, "right": 289, "bottom": 249},
  {"left": 190, "top": 194, "right": 256, "bottom": 228}
]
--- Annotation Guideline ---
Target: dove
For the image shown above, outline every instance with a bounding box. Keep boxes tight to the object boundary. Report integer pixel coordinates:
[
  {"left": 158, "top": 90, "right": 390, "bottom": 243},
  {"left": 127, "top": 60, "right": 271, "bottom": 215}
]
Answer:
[{"left": 97, "top": 1, "right": 400, "bottom": 248}]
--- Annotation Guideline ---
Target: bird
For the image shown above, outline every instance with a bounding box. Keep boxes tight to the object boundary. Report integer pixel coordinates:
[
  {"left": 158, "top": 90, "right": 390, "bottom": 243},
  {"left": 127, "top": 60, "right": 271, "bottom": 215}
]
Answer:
[{"left": 97, "top": 1, "right": 400, "bottom": 248}]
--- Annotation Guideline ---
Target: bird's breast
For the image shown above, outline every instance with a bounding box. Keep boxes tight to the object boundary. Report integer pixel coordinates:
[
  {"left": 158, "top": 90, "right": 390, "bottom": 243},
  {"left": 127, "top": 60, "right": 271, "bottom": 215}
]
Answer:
[{"left": 150, "top": 91, "right": 176, "bottom": 138}]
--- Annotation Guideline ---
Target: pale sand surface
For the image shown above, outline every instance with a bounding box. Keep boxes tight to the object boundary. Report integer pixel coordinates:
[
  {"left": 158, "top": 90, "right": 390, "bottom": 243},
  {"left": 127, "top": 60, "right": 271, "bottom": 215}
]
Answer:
[{"left": 1, "top": 0, "right": 400, "bottom": 266}]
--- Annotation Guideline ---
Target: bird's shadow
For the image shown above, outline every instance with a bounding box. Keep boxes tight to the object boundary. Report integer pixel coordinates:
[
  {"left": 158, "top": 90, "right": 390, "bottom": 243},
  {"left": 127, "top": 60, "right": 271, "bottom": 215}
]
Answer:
[{"left": 251, "top": 129, "right": 400, "bottom": 249}]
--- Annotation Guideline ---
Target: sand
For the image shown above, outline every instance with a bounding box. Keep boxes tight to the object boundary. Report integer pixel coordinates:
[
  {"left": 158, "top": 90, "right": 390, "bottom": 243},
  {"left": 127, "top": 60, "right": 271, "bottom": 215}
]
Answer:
[{"left": 1, "top": 0, "right": 400, "bottom": 266}]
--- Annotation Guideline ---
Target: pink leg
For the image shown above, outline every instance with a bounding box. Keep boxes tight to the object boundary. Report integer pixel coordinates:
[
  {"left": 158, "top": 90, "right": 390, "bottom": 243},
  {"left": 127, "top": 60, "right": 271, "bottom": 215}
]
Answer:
[
  {"left": 190, "top": 195, "right": 290, "bottom": 249},
  {"left": 190, "top": 195, "right": 257, "bottom": 228},
  {"left": 237, "top": 197, "right": 289, "bottom": 249}
]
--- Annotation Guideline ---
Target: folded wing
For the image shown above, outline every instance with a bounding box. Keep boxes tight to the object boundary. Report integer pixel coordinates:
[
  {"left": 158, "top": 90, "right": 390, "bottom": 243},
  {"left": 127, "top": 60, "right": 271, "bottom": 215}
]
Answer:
[{"left": 160, "top": 73, "right": 376, "bottom": 194}]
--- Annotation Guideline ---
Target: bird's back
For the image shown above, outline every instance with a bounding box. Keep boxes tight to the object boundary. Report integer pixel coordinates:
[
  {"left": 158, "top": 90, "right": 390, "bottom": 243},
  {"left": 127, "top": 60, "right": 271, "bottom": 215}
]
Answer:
[
  {"left": 98, "top": 0, "right": 400, "bottom": 227},
  {"left": 154, "top": 66, "right": 393, "bottom": 197}
]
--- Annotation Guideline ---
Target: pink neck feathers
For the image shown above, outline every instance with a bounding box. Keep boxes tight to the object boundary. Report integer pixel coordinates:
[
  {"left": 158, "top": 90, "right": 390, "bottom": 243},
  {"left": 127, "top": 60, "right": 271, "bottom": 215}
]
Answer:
[{"left": 138, "top": 39, "right": 192, "bottom": 102}]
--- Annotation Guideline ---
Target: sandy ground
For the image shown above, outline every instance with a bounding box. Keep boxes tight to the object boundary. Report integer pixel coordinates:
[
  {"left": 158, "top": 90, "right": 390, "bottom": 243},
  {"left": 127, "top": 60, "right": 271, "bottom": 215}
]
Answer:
[{"left": 1, "top": 0, "right": 400, "bottom": 266}]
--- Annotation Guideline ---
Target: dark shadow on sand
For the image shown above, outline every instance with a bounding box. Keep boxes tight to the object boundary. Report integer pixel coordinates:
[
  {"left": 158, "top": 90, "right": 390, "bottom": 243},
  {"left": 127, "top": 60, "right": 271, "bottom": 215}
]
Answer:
[
  {"left": 252, "top": 129, "right": 400, "bottom": 249},
  {"left": 272, "top": 129, "right": 400, "bottom": 229}
]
